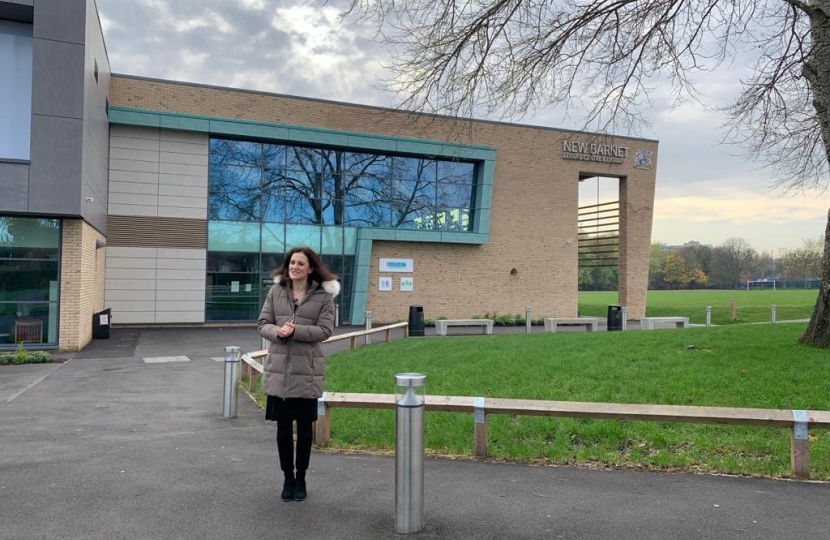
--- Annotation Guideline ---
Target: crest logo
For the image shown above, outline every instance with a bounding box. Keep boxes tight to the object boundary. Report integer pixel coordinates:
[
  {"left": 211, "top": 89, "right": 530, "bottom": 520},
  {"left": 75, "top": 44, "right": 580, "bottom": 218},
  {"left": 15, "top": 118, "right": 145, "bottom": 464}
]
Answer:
[{"left": 634, "top": 149, "right": 653, "bottom": 170}]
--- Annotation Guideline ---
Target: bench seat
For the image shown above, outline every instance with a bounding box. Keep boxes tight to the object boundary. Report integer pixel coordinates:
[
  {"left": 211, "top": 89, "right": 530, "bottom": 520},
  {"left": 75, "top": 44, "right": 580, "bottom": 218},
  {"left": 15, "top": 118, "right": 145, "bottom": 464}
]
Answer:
[
  {"left": 640, "top": 317, "right": 689, "bottom": 330},
  {"left": 435, "top": 319, "right": 494, "bottom": 336},
  {"left": 543, "top": 317, "right": 599, "bottom": 332}
]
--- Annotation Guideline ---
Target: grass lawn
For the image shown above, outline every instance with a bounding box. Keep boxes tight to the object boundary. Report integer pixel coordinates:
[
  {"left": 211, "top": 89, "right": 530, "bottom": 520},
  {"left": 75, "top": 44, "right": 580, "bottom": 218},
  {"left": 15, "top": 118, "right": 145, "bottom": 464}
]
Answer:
[
  {"left": 579, "top": 289, "right": 817, "bottom": 325},
  {"left": 245, "top": 323, "right": 830, "bottom": 479}
]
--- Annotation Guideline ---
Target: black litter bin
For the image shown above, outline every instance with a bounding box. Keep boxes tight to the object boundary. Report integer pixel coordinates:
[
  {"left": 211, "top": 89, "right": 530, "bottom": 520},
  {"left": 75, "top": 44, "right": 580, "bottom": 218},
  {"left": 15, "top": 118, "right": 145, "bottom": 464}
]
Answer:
[
  {"left": 607, "top": 305, "right": 623, "bottom": 332},
  {"left": 93, "top": 308, "right": 112, "bottom": 339},
  {"left": 408, "top": 305, "right": 425, "bottom": 337}
]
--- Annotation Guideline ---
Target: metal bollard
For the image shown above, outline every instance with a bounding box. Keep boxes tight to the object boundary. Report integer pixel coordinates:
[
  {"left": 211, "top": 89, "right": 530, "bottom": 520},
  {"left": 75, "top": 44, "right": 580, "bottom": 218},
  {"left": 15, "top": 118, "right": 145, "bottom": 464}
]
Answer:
[
  {"left": 705, "top": 306, "right": 711, "bottom": 327},
  {"left": 365, "top": 311, "right": 373, "bottom": 345},
  {"left": 525, "top": 306, "right": 532, "bottom": 334},
  {"left": 621, "top": 306, "right": 627, "bottom": 331},
  {"left": 223, "top": 346, "right": 241, "bottom": 418},
  {"left": 771, "top": 304, "right": 777, "bottom": 324},
  {"left": 261, "top": 337, "right": 269, "bottom": 352},
  {"left": 395, "top": 373, "right": 425, "bottom": 534},
  {"left": 335, "top": 305, "right": 340, "bottom": 327}
]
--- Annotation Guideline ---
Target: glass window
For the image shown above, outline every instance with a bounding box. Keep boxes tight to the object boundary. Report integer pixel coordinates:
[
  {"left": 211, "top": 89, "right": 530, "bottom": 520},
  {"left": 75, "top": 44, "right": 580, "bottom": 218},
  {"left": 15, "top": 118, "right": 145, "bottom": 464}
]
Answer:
[
  {"left": 0, "top": 217, "right": 60, "bottom": 259},
  {"left": 261, "top": 223, "right": 285, "bottom": 253},
  {"left": 206, "top": 252, "right": 259, "bottom": 273},
  {"left": 395, "top": 157, "right": 437, "bottom": 183},
  {"left": 344, "top": 153, "right": 392, "bottom": 178},
  {"left": 437, "top": 160, "right": 475, "bottom": 184},
  {"left": 391, "top": 180, "right": 436, "bottom": 229},
  {"left": 209, "top": 165, "right": 261, "bottom": 221},
  {"left": 0, "top": 22, "right": 32, "bottom": 160},
  {"left": 436, "top": 182, "right": 473, "bottom": 209},
  {"left": 262, "top": 143, "right": 287, "bottom": 169},
  {"left": 344, "top": 196, "right": 391, "bottom": 228},
  {"left": 343, "top": 228, "right": 357, "bottom": 253},
  {"left": 209, "top": 140, "right": 263, "bottom": 168},
  {"left": 0, "top": 216, "right": 60, "bottom": 347},
  {"left": 207, "top": 221, "right": 261, "bottom": 252},
  {"left": 284, "top": 195, "right": 318, "bottom": 225},
  {"left": 0, "top": 260, "right": 59, "bottom": 301},
  {"left": 434, "top": 208, "right": 471, "bottom": 231},
  {"left": 286, "top": 224, "right": 321, "bottom": 252},
  {"left": 321, "top": 226, "right": 343, "bottom": 255}
]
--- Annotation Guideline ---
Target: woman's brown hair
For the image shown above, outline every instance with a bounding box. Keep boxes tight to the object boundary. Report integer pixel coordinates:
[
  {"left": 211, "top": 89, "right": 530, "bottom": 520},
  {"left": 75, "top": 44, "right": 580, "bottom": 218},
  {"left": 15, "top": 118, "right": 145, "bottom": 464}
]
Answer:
[{"left": 272, "top": 246, "right": 338, "bottom": 286}]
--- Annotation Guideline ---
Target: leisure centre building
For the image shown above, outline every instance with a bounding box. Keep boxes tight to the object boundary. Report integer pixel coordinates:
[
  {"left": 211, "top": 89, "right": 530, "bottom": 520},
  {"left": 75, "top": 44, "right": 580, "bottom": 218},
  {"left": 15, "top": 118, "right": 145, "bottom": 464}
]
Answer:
[{"left": 0, "top": 0, "right": 658, "bottom": 351}]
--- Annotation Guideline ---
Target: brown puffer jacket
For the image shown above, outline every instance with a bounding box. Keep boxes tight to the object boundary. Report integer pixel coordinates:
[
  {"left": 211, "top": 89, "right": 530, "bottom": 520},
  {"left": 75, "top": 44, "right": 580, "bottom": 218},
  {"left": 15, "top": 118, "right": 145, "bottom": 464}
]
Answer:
[{"left": 258, "top": 278, "right": 338, "bottom": 399}]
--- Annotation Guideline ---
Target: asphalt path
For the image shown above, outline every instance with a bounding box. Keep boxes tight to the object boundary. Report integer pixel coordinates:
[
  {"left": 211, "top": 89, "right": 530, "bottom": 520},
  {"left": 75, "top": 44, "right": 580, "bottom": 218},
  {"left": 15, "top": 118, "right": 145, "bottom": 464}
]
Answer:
[{"left": 1, "top": 328, "right": 828, "bottom": 540}]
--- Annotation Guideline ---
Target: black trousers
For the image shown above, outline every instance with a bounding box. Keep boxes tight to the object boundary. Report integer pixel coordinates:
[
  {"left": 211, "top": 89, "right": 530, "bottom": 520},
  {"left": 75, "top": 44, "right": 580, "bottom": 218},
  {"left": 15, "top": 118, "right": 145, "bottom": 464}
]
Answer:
[{"left": 276, "top": 420, "right": 313, "bottom": 478}]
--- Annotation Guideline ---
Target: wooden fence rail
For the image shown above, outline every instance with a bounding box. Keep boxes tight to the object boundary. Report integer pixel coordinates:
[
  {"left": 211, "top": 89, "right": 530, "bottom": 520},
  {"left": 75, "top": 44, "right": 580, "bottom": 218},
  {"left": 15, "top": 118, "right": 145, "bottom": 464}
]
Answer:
[{"left": 239, "top": 342, "right": 829, "bottom": 480}]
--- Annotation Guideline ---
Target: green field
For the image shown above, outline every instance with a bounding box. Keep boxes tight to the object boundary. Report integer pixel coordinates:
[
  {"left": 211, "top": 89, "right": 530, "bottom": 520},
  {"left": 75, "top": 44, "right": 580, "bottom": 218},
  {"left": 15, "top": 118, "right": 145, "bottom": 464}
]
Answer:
[
  {"left": 246, "top": 323, "right": 830, "bottom": 479},
  {"left": 579, "top": 289, "right": 817, "bottom": 325}
]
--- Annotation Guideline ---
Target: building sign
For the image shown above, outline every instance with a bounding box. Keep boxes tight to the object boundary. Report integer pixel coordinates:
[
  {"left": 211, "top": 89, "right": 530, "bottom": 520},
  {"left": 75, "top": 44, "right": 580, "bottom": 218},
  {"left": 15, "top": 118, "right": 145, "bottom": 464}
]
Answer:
[
  {"left": 400, "top": 277, "right": 414, "bottom": 292},
  {"left": 379, "top": 276, "right": 393, "bottom": 291},
  {"left": 379, "top": 258, "right": 413, "bottom": 273},
  {"left": 562, "top": 141, "right": 628, "bottom": 164}
]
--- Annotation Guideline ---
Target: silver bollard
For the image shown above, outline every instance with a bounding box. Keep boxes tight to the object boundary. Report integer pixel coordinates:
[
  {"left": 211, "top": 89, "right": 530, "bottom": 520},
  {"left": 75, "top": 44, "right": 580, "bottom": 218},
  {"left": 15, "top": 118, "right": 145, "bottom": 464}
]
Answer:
[
  {"left": 261, "top": 337, "right": 269, "bottom": 352},
  {"left": 705, "top": 306, "right": 711, "bottom": 327},
  {"left": 621, "top": 306, "right": 627, "bottom": 331},
  {"left": 335, "top": 305, "right": 340, "bottom": 327},
  {"left": 223, "top": 346, "right": 241, "bottom": 419},
  {"left": 395, "top": 373, "right": 425, "bottom": 534},
  {"left": 771, "top": 304, "right": 777, "bottom": 324},
  {"left": 365, "top": 310, "right": 372, "bottom": 345},
  {"left": 525, "top": 306, "right": 532, "bottom": 334}
]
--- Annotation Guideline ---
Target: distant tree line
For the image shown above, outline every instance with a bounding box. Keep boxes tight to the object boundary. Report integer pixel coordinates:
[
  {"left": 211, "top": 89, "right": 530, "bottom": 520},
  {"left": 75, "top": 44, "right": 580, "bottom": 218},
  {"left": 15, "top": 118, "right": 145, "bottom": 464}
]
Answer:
[{"left": 579, "top": 236, "right": 822, "bottom": 291}]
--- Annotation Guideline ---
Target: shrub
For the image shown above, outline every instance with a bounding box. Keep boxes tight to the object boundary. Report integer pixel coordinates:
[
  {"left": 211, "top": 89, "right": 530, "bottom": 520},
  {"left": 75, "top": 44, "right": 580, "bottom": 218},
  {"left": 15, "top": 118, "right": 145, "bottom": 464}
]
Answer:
[{"left": 0, "top": 345, "right": 52, "bottom": 365}]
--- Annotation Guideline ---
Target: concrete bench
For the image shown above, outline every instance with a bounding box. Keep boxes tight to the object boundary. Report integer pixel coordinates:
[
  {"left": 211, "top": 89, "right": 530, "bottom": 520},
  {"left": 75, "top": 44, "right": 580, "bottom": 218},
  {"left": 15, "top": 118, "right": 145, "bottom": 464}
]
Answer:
[
  {"left": 543, "top": 317, "right": 599, "bottom": 332},
  {"left": 435, "top": 319, "right": 494, "bottom": 336},
  {"left": 640, "top": 317, "right": 689, "bottom": 330}
]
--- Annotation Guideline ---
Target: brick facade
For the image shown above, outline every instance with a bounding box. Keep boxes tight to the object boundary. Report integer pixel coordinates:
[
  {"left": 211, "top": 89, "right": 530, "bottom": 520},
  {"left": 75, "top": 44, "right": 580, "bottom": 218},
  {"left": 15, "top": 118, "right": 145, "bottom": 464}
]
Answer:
[
  {"left": 110, "top": 76, "right": 657, "bottom": 323},
  {"left": 59, "top": 220, "right": 106, "bottom": 351}
]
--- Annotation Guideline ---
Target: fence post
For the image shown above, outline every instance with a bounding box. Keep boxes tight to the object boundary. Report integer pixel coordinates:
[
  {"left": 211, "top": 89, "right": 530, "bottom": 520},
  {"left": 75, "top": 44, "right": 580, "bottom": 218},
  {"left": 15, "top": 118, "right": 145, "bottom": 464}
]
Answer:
[
  {"left": 525, "top": 306, "right": 532, "bottom": 334},
  {"left": 705, "top": 306, "right": 711, "bottom": 327},
  {"left": 771, "top": 304, "right": 777, "bottom": 324},
  {"left": 474, "top": 397, "right": 488, "bottom": 457},
  {"left": 335, "top": 305, "right": 340, "bottom": 327},
  {"left": 621, "top": 306, "right": 627, "bottom": 331},
  {"left": 365, "top": 311, "right": 373, "bottom": 345},
  {"left": 222, "top": 346, "right": 241, "bottom": 419},
  {"left": 729, "top": 298, "right": 736, "bottom": 322},
  {"left": 790, "top": 410, "right": 810, "bottom": 479},
  {"left": 314, "top": 392, "right": 330, "bottom": 447}
]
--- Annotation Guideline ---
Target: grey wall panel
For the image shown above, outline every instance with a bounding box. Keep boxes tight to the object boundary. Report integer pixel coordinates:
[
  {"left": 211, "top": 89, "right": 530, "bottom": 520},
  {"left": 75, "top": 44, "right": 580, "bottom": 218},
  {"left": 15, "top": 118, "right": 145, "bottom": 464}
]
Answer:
[
  {"left": 0, "top": 162, "right": 29, "bottom": 212},
  {"left": 79, "top": 0, "right": 110, "bottom": 233},
  {"left": 32, "top": 0, "right": 86, "bottom": 44},
  {"left": 30, "top": 39, "right": 85, "bottom": 119},
  {"left": 28, "top": 115, "right": 83, "bottom": 214}
]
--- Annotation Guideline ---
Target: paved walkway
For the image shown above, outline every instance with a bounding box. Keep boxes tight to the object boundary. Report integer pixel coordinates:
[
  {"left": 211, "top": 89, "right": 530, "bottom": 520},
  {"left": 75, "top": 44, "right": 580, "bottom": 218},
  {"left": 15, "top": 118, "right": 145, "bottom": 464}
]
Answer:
[{"left": 1, "top": 328, "right": 828, "bottom": 540}]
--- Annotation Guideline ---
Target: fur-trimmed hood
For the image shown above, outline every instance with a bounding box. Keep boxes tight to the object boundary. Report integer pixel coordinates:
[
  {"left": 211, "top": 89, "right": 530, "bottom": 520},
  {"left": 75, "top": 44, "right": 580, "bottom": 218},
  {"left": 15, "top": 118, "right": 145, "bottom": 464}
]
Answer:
[{"left": 273, "top": 276, "right": 340, "bottom": 298}]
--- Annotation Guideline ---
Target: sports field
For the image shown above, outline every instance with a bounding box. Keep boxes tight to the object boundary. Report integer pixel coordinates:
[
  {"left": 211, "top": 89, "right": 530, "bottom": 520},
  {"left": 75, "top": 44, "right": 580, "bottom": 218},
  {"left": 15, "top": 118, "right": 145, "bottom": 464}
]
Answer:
[{"left": 579, "top": 289, "right": 816, "bottom": 325}]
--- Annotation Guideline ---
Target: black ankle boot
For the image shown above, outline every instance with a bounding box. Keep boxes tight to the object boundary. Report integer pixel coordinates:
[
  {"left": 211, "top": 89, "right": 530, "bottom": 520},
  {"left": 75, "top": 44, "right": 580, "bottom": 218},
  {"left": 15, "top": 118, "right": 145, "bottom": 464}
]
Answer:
[
  {"left": 294, "top": 473, "right": 307, "bottom": 502},
  {"left": 281, "top": 475, "right": 295, "bottom": 502}
]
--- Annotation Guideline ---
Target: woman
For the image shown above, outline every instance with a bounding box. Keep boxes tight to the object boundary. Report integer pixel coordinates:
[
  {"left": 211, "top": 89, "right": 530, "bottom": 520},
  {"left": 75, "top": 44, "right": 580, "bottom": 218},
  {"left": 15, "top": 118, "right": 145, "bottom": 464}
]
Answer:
[{"left": 258, "top": 246, "right": 338, "bottom": 502}]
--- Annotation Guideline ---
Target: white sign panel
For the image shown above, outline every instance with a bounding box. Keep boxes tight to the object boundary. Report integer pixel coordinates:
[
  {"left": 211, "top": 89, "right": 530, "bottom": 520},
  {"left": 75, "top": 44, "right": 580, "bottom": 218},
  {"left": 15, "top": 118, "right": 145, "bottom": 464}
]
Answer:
[
  {"left": 231, "top": 281, "right": 240, "bottom": 293},
  {"left": 400, "top": 277, "right": 414, "bottom": 292},
  {"left": 379, "top": 258, "right": 413, "bottom": 273},
  {"left": 379, "top": 277, "right": 393, "bottom": 291}
]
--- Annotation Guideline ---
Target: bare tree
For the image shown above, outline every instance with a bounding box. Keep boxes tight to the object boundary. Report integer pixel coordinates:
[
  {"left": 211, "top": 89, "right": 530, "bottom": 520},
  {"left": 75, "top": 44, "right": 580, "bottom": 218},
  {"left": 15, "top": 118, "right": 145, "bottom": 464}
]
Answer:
[
  {"left": 346, "top": 0, "right": 830, "bottom": 346},
  {"left": 710, "top": 238, "right": 758, "bottom": 289}
]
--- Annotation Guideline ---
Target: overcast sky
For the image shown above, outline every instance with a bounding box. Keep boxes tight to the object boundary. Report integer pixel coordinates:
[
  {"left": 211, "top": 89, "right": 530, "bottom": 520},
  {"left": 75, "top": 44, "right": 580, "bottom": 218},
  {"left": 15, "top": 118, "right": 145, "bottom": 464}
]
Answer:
[{"left": 96, "top": 0, "right": 829, "bottom": 254}]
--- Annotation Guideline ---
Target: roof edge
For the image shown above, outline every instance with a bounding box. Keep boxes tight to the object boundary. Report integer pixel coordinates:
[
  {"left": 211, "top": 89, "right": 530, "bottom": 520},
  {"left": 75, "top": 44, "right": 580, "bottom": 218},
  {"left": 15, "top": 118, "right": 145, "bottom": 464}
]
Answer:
[{"left": 111, "top": 73, "right": 660, "bottom": 145}]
